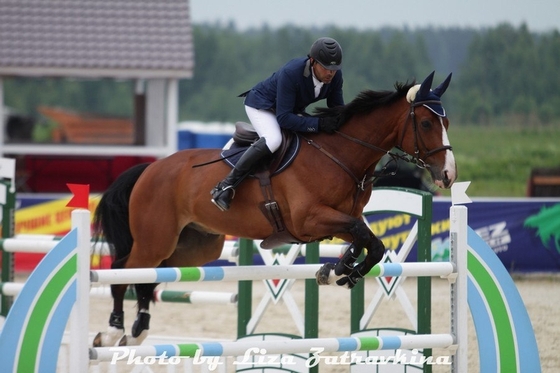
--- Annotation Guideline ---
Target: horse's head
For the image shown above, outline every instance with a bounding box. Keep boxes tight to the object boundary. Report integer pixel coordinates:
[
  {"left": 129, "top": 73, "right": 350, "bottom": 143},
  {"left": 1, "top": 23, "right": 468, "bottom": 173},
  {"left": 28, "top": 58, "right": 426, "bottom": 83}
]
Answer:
[{"left": 399, "top": 71, "right": 457, "bottom": 189}]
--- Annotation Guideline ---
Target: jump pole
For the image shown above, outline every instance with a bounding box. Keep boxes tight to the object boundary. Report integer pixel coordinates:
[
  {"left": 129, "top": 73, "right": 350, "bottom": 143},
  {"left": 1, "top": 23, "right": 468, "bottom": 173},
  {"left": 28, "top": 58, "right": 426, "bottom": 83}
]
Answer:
[
  {"left": 90, "top": 333, "right": 455, "bottom": 361},
  {"left": 89, "top": 262, "right": 455, "bottom": 284},
  {"left": 0, "top": 282, "right": 237, "bottom": 305}
]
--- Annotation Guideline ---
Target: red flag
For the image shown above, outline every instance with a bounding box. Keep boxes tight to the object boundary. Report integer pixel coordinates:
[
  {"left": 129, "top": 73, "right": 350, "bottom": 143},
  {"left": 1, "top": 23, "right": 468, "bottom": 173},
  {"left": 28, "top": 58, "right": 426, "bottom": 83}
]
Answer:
[{"left": 66, "top": 184, "right": 90, "bottom": 209}]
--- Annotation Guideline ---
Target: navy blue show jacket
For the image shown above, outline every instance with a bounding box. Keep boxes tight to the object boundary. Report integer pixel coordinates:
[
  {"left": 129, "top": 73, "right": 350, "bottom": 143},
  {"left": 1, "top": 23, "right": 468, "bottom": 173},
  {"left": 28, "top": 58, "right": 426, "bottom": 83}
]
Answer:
[{"left": 243, "top": 57, "right": 344, "bottom": 133}]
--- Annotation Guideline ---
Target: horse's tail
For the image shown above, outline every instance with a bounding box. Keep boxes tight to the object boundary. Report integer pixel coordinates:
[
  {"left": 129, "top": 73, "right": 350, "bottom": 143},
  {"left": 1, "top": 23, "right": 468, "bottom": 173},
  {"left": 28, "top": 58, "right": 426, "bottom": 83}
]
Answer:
[{"left": 93, "top": 163, "right": 151, "bottom": 268}]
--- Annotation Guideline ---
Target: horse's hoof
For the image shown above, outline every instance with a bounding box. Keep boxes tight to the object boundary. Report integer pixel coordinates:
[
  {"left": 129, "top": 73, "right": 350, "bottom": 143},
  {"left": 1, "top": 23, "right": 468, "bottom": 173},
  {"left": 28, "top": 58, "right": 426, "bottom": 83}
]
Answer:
[
  {"left": 92, "top": 332, "right": 103, "bottom": 347},
  {"left": 92, "top": 326, "right": 125, "bottom": 347},
  {"left": 119, "top": 330, "right": 148, "bottom": 346},
  {"left": 118, "top": 335, "right": 128, "bottom": 346},
  {"left": 315, "top": 263, "right": 335, "bottom": 285}
]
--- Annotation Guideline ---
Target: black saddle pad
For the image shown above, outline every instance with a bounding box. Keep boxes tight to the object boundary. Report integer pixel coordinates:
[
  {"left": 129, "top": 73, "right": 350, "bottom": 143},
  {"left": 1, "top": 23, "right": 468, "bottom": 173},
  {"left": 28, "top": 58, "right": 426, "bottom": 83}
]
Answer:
[{"left": 220, "top": 134, "right": 301, "bottom": 176}]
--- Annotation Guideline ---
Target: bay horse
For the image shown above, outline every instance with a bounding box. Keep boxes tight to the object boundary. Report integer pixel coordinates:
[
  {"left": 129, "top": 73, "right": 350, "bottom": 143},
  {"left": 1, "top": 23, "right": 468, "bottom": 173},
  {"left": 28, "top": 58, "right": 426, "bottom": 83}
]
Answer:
[{"left": 93, "top": 71, "right": 457, "bottom": 347}]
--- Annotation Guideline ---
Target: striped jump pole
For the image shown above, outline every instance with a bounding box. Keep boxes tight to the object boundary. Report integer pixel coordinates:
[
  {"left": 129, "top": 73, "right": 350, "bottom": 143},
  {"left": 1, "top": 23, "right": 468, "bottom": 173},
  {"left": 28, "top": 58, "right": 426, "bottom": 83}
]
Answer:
[
  {"left": 89, "top": 262, "right": 455, "bottom": 285},
  {"left": 0, "top": 282, "right": 237, "bottom": 305},
  {"left": 90, "top": 333, "right": 455, "bottom": 361},
  {"left": 0, "top": 237, "right": 239, "bottom": 262}
]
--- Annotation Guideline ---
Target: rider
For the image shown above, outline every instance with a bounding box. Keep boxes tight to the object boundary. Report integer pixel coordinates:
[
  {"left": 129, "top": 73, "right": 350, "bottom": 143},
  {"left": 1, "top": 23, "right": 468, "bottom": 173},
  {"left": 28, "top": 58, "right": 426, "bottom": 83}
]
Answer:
[{"left": 211, "top": 37, "right": 345, "bottom": 211}]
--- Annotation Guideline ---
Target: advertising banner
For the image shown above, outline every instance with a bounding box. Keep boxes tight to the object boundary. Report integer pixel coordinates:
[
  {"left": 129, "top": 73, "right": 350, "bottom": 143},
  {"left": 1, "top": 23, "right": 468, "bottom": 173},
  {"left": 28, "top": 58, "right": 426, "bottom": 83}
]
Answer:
[
  {"left": 441, "top": 199, "right": 560, "bottom": 272},
  {"left": 9, "top": 196, "right": 560, "bottom": 273},
  {"left": 361, "top": 198, "right": 560, "bottom": 272}
]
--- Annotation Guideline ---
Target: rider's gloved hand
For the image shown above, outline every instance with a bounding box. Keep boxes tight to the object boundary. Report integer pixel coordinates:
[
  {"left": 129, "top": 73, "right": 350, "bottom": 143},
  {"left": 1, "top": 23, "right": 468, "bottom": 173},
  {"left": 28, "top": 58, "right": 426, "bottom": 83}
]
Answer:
[{"left": 318, "top": 116, "right": 341, "bottom": 134}]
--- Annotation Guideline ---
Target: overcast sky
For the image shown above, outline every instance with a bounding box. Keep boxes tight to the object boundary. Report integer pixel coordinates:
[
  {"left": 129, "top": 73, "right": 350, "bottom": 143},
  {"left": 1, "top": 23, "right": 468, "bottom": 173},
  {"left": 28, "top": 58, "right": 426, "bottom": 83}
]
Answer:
[{"left": 190, "top": 0, "right": 560, "bottom": 32}]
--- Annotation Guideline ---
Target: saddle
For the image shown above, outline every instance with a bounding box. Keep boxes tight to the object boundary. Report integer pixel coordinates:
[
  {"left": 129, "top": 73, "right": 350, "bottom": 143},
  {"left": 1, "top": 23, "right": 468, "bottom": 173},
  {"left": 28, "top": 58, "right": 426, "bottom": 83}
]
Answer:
[
  {"left": 220, "top": 122, "right": 304, "bottom": 249},
  {"left": 221, "top": 122, "right": 300, "bottom": 175}
]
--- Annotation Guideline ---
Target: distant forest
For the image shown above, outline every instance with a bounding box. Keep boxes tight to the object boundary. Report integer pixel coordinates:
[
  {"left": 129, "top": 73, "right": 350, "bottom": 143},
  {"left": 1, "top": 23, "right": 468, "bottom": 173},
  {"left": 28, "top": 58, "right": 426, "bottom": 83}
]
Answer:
[{"left": 5, "top": 23, "right": 560, "bottom": 127}]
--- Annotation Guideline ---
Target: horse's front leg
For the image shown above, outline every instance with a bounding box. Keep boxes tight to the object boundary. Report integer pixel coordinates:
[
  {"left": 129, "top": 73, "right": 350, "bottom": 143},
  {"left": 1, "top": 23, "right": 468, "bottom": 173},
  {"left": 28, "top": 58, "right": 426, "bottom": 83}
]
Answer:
[
  {"left": 316, "top": 217, "right": 386, "bottom": 288},
  {"left": 336, "top": 232, "right": 385, "bottom": 288}
]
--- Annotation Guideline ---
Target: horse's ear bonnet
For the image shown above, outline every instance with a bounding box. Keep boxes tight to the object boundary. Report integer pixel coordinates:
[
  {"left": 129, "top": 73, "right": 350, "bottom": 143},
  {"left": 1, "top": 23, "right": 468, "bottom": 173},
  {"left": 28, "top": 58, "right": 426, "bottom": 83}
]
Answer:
[{"left": 413, "top": 71, "right": 453, "bottom": 117}]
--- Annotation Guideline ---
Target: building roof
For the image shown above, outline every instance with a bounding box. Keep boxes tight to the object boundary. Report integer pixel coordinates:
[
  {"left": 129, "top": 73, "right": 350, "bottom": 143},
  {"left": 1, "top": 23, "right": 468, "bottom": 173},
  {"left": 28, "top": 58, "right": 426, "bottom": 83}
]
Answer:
[{"left": 0, "top": 0, "right": 194, "bottom": 79}]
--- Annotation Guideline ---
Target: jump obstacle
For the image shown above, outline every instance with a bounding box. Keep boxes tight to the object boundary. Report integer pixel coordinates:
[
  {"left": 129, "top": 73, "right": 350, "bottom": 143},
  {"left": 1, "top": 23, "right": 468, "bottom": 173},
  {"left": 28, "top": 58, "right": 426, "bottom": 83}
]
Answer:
[{"left": 0, "top": 173, "right": 541, "bottom": 372}]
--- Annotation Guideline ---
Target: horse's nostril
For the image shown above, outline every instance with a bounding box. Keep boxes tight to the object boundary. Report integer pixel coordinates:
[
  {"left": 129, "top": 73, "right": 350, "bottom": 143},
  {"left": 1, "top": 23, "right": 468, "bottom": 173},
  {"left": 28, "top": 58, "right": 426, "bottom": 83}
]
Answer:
[{"left": 442, "top": 170, "right": 451, "bottom": 188}]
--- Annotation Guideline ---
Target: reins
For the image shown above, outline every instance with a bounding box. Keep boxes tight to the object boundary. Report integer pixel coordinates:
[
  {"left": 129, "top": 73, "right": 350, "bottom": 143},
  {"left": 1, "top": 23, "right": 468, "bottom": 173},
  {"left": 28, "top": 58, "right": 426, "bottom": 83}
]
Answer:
[
  {"left": 300, "top": 135, "right": 369, "bottom": 190},
  {"left": 304, "top": 99, "right": 453, "bottom": 192}
]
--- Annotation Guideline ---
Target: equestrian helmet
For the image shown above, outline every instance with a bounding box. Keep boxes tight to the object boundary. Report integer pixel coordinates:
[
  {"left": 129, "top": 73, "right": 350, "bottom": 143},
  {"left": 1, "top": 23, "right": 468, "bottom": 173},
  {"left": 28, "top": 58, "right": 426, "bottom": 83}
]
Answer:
[{"left": 309, "top": 37, "right": 342, "bottom": 71}]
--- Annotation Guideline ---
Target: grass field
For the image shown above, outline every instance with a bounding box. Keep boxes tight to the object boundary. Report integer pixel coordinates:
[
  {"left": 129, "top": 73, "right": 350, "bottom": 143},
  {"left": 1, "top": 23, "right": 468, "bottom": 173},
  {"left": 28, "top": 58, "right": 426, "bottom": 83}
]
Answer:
[{"left": 432, "top": 124, "right": 560, "bottom": 197}]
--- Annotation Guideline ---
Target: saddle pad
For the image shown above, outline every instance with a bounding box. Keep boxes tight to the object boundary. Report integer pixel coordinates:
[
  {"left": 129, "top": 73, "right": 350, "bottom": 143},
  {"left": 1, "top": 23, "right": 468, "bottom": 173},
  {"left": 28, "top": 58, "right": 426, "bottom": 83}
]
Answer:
[{"left": 220, "top": 134, "right": 301, "bottom": 176}]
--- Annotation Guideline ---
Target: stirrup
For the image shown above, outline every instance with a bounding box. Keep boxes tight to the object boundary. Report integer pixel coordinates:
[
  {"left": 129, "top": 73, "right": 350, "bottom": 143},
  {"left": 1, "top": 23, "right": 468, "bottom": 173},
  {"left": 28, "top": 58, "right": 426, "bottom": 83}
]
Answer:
[
  {"left": 212, "top": 184, "right": 236, "bottom": 198},
  {"left": 210, "top": 185, "right": 235, "bottom": 211}
]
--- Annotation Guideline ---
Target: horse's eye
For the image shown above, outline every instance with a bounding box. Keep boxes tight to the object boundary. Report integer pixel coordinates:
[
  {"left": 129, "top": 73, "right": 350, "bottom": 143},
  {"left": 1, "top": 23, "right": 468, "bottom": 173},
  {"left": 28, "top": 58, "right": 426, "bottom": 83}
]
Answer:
[{"left": 421, "top": 120, "right": 432, "bottom": 129}]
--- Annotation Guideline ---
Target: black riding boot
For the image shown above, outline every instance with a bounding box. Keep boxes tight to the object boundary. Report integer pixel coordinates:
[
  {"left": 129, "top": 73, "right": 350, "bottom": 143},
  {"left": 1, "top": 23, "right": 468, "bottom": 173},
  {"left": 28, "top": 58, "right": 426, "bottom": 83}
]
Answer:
[{"left": 211, "top": 137, "right": 272, "bottom": 211}]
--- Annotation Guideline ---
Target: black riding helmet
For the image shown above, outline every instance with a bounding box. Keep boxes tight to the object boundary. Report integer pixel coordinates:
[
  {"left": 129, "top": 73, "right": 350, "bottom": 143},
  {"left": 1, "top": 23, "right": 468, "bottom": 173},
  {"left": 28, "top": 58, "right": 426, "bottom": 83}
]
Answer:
[{"left": 309, "top": 37, "right": 342, "bottom": 71}]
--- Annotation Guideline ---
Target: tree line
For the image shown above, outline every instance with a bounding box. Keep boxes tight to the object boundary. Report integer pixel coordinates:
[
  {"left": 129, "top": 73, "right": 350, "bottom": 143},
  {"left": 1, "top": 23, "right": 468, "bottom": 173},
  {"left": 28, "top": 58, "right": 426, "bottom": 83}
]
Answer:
[{"left": 4, "top": 23, "right": 560, "bottom": 128}]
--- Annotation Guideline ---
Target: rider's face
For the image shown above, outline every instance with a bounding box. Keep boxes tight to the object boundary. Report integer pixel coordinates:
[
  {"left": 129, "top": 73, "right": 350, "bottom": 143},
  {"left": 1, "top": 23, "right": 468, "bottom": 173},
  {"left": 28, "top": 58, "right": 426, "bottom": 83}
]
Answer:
[{"left": 312, "top": 60, "right": 337, "bottom": 84}]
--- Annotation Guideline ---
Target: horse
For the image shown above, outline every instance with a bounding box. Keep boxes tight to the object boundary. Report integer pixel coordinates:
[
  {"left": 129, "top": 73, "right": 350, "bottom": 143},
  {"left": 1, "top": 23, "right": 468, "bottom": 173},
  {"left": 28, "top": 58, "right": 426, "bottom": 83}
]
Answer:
[{"left": 92, "top": 71, "right": 457, "bottom": 347}]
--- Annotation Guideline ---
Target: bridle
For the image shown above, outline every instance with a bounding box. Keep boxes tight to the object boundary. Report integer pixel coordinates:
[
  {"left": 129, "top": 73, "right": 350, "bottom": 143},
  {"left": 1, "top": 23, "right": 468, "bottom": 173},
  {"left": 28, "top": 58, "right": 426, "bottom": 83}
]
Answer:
[
  {"left": 303, "top": 99, "right": 453, "bottom": 192},
  {"left": 397, "top": 99, "right": 453, "bottom": 167},
  {"left": 338, "top": 99, "right": 452, "bottom": 169}
]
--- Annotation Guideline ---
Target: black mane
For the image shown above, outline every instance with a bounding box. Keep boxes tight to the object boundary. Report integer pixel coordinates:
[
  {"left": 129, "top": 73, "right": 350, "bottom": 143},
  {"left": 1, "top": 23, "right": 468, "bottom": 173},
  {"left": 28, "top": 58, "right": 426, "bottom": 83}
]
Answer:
[{"left": 314, "top": 80, "right": 416, "bottom": 122}]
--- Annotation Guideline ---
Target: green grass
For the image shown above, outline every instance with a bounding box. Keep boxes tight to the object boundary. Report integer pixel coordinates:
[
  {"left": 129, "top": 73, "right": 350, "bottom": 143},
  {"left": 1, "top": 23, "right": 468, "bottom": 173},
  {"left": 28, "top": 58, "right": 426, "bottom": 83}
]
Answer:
[{"left": 437, "top": 125, "right": 560, "bottom": 197}]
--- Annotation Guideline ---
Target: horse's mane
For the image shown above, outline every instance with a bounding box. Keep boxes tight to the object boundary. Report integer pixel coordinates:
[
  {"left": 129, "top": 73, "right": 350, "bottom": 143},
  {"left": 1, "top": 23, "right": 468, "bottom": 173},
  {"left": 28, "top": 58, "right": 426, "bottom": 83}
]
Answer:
[{"left": 314, "top": 80, "right": 416, "bottom": 123}]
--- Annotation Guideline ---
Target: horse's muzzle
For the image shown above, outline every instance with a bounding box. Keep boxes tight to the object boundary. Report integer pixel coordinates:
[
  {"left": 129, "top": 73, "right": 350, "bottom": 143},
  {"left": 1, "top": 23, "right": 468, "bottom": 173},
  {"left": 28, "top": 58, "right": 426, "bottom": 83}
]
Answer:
[{"left": 433, "top": 167, "right": 457, "bottom": 189}]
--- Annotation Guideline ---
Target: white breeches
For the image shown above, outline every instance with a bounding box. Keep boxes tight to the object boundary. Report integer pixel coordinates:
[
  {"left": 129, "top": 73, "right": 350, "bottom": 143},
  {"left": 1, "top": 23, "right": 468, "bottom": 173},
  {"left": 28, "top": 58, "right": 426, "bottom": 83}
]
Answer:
[{"left": 244, "top": 105, "right": 282, "bottom": 153}]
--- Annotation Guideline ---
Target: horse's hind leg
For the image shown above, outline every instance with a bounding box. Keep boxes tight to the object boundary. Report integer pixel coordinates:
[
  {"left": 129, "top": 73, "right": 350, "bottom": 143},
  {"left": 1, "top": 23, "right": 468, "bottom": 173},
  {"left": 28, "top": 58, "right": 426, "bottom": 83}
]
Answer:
[
  {"left": 118, "top": 226, "right": 225, "bottom": 346},
  {"left": 93, "top": 262, "right": 154, "bottom": 347},
  {"left": 114, "top": 244, "right": 174, "bottom": 346},
  {"left": 94, "top": 231, "right": 178, "bottom": 346},
  {"left": 118, "top": 282, "right": 157, "bottom": 346},
  {"left": 164, "top": 225, "right": 226, "bottom": 267},
  {"left": 94, "top": 282, "right": 157, "bottom": 347},
  {"left": 93, "top": 259, "right": 129, "bottom": 347}
]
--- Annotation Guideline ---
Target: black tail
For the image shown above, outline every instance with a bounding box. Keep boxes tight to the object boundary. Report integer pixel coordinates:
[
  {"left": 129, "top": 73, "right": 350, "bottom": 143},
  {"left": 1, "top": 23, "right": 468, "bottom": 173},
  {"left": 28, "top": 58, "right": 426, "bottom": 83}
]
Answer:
[{"left": 93, "top": 163, "right": 151, "bottom": 269}]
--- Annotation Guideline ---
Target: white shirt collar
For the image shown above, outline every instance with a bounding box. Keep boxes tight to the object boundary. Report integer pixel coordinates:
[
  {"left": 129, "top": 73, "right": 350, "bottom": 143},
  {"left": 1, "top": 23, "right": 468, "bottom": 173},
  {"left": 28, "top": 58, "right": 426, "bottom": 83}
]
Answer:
[{"left": 311, "top": 67, "right": 323, "bottom": 97}]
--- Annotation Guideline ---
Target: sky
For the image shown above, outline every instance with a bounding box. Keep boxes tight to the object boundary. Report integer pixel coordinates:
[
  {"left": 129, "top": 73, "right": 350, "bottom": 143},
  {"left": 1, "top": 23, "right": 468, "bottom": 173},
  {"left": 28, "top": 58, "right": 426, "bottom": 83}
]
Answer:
[{"left": 189, "top": 0, "right": 560, "bottom": 32}]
